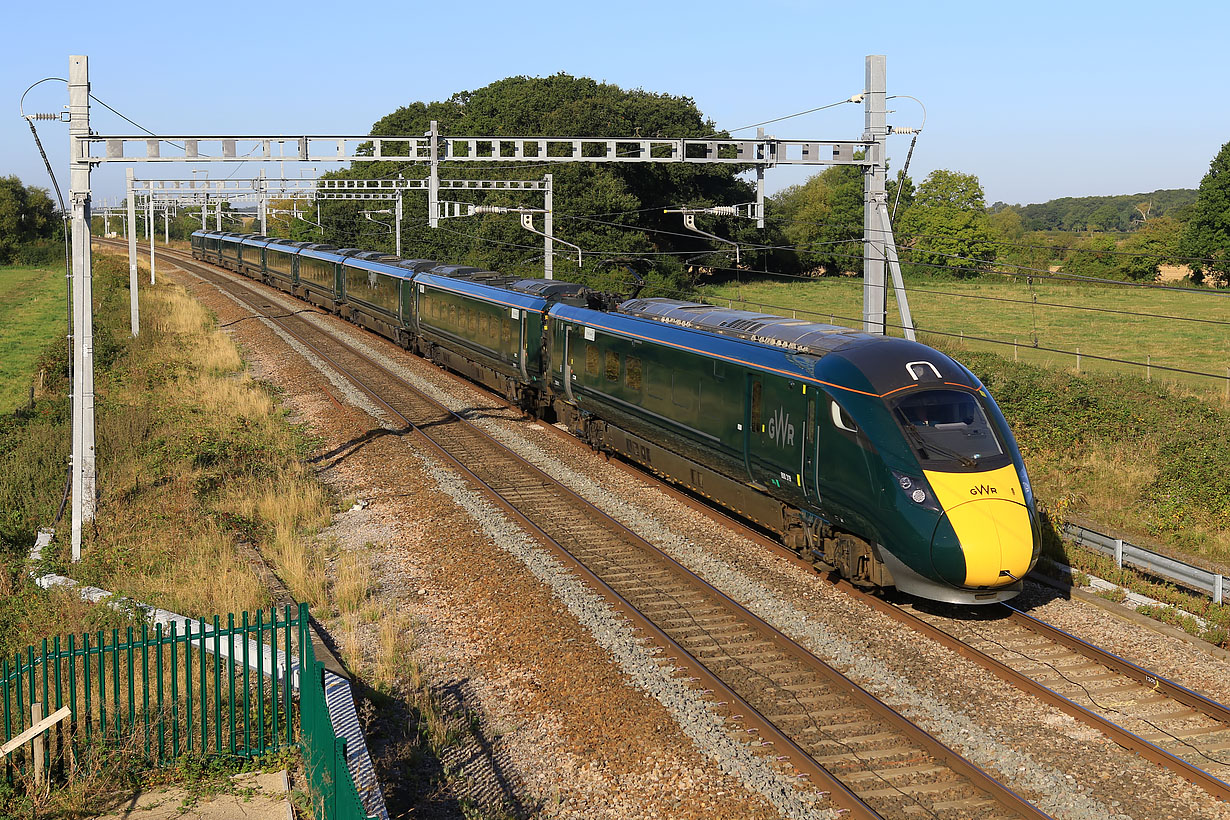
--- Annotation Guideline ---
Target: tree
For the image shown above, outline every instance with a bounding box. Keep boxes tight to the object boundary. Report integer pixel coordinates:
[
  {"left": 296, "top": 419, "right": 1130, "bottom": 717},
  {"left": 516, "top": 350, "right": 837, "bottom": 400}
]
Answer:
[
  {"left": 1179, "top": 140, "right": 1230, "bottom": 286},
  {"left": 1086, "top": 202, "right": 1124, "bottom": 232},
  {"left": 895, "top": 169, "right": 997, "bottom": 277},
  {"left": 319, "top": 74, "right": 767, "bottom": 288},
  {"left": 1119, "top": 215, "right": 1181, "bottom": 281},
  {"left": 770, "top": 165, "right": 863, "bottom": 275},
  {"left": 768, "top": 159, "right": 912, "bottom": 277},
  {"left": 0, "top": 176, "right": 58, "bottom": 263}
]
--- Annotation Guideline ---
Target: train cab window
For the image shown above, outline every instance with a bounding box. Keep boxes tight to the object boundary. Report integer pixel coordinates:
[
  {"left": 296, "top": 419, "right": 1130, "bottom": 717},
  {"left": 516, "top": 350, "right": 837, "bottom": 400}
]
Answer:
[
  {"left": 605, "top": 351, "right": 620, "bottom": 382},
  {"left": 893, "top": 389, "right": 1006, "bottom": 468},
  {"left": 585, "top": 344, "right": 600, "bottom": 377},
  {"left": 625, "top": 357, "right": 642, "bottom": 391}
]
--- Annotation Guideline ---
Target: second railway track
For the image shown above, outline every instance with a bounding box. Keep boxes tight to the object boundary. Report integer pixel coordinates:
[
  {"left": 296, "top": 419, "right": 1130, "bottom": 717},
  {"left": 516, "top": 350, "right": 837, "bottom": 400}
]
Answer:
[{"left": 110, "top": 241, "right": 1053, "bottom": 819}]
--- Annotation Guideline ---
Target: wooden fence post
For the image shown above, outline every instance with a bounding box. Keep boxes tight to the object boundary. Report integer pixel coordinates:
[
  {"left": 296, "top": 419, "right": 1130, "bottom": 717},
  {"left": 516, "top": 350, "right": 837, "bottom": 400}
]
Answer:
[{"left": 32, "top": 702, "right": 43, "bottom": 789}]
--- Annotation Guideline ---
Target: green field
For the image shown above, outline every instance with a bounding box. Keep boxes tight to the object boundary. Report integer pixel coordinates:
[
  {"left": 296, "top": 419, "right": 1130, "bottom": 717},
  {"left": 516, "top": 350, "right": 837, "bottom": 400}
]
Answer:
[
  {"left": 0, "top": 265, "right": 68, "bottom": 413},
  {"left": 699, "top": 275, "right": 1230, "bottom": 396}
]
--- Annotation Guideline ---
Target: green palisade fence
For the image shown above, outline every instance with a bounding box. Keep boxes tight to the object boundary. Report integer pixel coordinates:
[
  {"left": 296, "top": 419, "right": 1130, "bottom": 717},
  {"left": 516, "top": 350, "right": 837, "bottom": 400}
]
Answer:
[
  {"left": 297, "top": 617, "right": 377, "bottom": 820},
  {"left": 1, "top": 603, "right": 378, "bottom": 820}
]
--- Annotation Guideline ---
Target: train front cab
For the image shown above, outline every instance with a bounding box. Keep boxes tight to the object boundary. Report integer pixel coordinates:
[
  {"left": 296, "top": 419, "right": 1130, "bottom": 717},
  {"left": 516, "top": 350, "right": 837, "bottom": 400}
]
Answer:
[{"left": 856, "top": 384, "right": 1040, "bottom": 605}]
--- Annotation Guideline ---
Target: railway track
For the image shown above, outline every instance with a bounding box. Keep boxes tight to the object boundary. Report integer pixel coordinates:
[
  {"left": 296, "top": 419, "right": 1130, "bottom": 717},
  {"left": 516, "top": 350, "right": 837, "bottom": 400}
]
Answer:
[
  {"left": 879, "top": 596, "right": 1230, "bottom": 801},
  {"left": 106, "top": 240, "right": 1051, "bottom": 819}
]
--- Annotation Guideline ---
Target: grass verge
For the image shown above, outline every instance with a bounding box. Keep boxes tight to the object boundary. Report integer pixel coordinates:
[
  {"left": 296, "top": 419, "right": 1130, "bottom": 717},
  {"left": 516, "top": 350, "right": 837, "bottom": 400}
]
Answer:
[{"left": 0, "top": 264, "right": 69, "bottom": 413}]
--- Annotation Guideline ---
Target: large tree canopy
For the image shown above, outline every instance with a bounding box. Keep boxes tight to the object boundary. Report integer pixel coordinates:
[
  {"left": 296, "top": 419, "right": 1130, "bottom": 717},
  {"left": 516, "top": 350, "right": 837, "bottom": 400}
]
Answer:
[
  {"left": 312, "top": 75, "right": 765, "bottom": 292},
  {"left": 896, "top": 169, "right": 997, "bottom": 277},
  {"left": 1179, "top": 140, "right": 1230, "bottom": 287}
]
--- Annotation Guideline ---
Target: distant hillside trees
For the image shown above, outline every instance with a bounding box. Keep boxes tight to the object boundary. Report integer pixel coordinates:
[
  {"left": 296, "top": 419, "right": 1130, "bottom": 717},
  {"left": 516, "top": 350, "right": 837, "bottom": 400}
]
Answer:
[
  {"left": 1178, "top": 140, "right": 1230, "bottom": 286},
  {"left": 996, "top": 188, "right": 1197, "bottom": 232},
  {"left": 0, "top": 176, "right": 59, "bottom": 264}
]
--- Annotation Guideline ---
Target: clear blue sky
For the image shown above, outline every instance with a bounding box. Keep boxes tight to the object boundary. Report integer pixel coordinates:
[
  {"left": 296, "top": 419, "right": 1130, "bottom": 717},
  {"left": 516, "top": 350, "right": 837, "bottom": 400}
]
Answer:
[{"left": 6, "top": 0, "right": 1228, "bottom": 209}]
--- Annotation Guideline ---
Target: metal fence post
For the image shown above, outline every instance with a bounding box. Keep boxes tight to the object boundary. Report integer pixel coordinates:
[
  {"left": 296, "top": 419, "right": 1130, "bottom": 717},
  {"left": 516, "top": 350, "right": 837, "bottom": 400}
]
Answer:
[
  {"left": 1216, "top": 575, "right": 1224, "bottom": 606},
  {"left": 1114, "top": 539, "right": 1123, "bottom": 568}
]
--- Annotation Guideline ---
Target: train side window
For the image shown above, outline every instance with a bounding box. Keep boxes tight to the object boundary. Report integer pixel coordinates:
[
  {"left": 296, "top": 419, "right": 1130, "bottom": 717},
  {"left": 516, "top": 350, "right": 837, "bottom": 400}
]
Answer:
[
  {"left": 502, "top": 319, "right": 511, "bottom": 344},
  {"left": 626, "top": 356, "right": 642, "bottom": 391},
  {"left": 449, "top": 305, "right": 457, "bottom": 325},
  {"left": 605, "top": 350, "right": 620, "bottom": 382},
  {"left": 713, "top": 361, "right": 726, "bottom": 381},
  {"left": 831, "top": 401, "right": 859, "bottom": 433},
  {"left": 751, "top": 380, "right": 762, "bottom": 427},
  {"left": 585, "top": 344, "right": 600, "bottom": 377}
]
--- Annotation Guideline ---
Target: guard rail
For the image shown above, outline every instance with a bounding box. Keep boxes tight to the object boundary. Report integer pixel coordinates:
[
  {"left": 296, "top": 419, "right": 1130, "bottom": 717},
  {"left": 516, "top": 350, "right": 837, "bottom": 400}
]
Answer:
[{"left": 1061, "top": 522, "right": 1225, "bottom": 604}]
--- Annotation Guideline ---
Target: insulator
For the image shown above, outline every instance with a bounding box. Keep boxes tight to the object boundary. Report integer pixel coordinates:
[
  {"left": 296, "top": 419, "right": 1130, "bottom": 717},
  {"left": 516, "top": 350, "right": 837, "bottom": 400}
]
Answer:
[
  {"left": 707, "top": 205, "right": 739, "bottom": 217},
  {"left": 470, "top": 205, "right": 508, "bottom": 214},
  {"left": 29, "top": 113, "right": 59, "bottom": 121},
  {"left": 891, "top": 126, "right": 920, "bottom": 135}
]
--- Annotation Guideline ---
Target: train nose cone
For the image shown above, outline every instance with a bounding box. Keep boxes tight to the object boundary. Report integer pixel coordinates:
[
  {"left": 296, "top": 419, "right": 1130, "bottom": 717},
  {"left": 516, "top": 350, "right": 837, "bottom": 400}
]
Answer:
[{"left": 931, "top": 499, "right": 1033, "bottom": 588}]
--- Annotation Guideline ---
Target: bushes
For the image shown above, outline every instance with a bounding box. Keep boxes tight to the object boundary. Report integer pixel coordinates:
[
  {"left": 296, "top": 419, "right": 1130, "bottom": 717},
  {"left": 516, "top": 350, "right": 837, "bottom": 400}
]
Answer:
[{"left": 964, "top": 349, "right": 1230, "bottom": 549}]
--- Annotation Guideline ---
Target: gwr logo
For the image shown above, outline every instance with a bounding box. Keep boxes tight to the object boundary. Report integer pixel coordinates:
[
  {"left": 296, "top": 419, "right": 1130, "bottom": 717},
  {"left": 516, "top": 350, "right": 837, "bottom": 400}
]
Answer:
[
  {"left": 768, "top": 407, "right": 795, "bottom": 448},
  {"left": 970, "top": 484, "right": 998, "bottom": 496}
]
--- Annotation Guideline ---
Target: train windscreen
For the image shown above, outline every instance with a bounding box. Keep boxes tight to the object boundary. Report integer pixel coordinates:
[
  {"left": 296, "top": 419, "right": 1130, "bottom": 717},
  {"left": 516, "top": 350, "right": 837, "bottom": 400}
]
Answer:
[{"left": 892, "top": 389, "right": 1007, "bottom": 469}]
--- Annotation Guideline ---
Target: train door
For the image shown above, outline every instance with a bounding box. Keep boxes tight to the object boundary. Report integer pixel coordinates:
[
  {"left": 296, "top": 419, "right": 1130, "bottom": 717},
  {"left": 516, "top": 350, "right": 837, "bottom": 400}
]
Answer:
[
  {"left": 743, "top": 374, "right": 761, "bottom": 481},
  {"left": 802, "top": 389, "right": 818, "bottom": 502}
]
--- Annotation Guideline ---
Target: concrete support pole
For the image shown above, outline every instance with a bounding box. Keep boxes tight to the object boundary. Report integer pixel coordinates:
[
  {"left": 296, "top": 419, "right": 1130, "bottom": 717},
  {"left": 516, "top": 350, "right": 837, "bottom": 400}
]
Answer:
[
  {"left": 876, "top": 201, "right": 916, "bottom": 341},
  {"left": 164, "top": 204, "right": 169, "bottom": 245},
  {"left": 126, "top": 169, "right": 138, "bottom": 336},
  {"left": 201, "top": 196, "right": 207, "bottom": 230},
  {"left": 544, "top": 173, "right": 554, "bottom": 280},
  {"left": 862, "top": 55, "right": 888, "bottom": 335},
  {"left": 215, "top": 199, "right": 221, "bottom": 231},
  {"left": 428, "top": 120, "right": 440, "bottom": 228},
  {"left": 69, "top": 55, "right": 97, "bottom": 562},
  {"left": 756, "top": 128, "right": 766, "bottom": 228},
  {"left": 148, "top": 195, "right": 155, "bottom": 284},
  {"left": 259, "top": 169, "right": 268, "bottom": 235},
  {"left": 394, "top": 193, "right": 403, "bottom": 257}
]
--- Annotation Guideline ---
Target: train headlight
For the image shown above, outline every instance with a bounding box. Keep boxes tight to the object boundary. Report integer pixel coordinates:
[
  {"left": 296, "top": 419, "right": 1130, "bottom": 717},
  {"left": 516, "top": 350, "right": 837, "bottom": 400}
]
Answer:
[{"left": 892, "top": 471, "right": 941, "bottom": 512}]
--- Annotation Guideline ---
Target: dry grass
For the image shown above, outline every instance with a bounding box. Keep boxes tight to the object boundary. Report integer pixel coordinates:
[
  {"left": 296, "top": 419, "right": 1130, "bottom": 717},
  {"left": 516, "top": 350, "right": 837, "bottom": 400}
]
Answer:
[
  {"left": 111, "top": 518, "right": 272, "bottom": 617},
  {"left": 373, "top": 611, "right": 411, "bottom": 690},
  {"left": 333, "top": 549, "right": 373, "bottom": 615},
  {"left": 69, "top": 251, "right": 336, "bottom": 625}
]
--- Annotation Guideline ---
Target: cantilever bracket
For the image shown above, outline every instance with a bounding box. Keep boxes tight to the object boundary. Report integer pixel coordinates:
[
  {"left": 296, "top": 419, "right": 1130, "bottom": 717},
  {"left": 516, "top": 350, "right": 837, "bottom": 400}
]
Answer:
[
  {"left": 673, "top": 211, "right": 740, "bottom": 264},
  {"left": 519, "top": 212, "right": 582, "bottom": 266}
]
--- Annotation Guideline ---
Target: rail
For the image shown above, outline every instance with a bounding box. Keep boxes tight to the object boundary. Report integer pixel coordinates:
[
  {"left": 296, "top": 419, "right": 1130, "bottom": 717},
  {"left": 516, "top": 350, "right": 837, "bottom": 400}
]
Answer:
[{"left": 1061, "top": 523, "right": 1225, "bottom": 604}]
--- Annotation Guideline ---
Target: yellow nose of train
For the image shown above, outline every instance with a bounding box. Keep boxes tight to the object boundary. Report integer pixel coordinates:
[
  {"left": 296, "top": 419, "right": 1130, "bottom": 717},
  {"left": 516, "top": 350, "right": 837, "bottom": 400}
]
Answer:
[{"left": 923, "top": 465, "right": 1035, "bottom": 588}]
